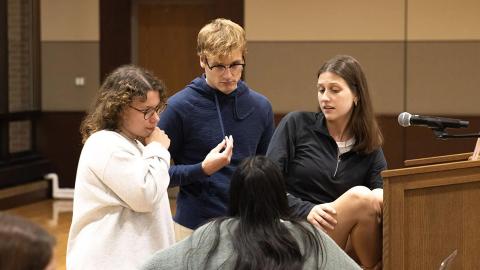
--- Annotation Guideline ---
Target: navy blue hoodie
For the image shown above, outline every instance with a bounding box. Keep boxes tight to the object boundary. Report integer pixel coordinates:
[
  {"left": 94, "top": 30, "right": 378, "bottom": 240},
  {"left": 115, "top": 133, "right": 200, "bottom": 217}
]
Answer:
[{"left": 158, "top": 75, "right": 274, "bottom": 229}]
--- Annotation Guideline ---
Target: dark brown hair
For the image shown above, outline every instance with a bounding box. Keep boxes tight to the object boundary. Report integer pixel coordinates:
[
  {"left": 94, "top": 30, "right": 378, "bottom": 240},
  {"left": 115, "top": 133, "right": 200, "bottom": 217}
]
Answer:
[
  {"left": 317, "top": 55, "right": 383, "bottom": 154},
  {"left": 188, "top": 156, "right": 323, "bottom": 269}
]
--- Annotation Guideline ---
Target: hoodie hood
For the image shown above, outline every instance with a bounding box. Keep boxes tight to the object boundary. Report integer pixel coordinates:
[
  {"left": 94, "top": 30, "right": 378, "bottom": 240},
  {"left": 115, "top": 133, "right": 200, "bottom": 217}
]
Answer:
[{"left": 188, "top": 75, "right": 255, "bottom": 121}]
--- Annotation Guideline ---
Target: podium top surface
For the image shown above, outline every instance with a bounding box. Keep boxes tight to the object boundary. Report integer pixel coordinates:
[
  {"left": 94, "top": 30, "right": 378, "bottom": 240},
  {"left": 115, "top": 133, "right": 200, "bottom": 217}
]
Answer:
[
  {"left": 404, "top": 152, "right": 472, "bottom": 167},
  {"left": 382, "top": 158, "right": 480, "bottom": 178}
]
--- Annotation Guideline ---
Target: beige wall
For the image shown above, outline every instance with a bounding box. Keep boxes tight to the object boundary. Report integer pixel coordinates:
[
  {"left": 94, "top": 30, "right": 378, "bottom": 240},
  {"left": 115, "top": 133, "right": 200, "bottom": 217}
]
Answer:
[
  {"left": 41, "top": 42, "right": 99, "bottom": 111},
  {"left": 406, "top": 42, "right": 480, "bottom": 115},
  {"left": 245, "top": 0, "right": 480, "bottom": 116},
  {"left": 245, "top": 0, "right": 405, "bottom": 41},
  {"left": 41, "top": 0, "right": 99, "bottom": 111},
  {"left": 39, "top": 0, "right": 480, "bottom": 115},
  {"left": 41, "top": 0, "right": 99, "bottom": 41},
  {"left": 245, "top": 0, "right": 480, "bottom": 41},
  {"left": 408, "top": 0, "right": 480, "bottom": 40},
  {"left": 246, "top": 42, "right": 405, "bottom": 114}
]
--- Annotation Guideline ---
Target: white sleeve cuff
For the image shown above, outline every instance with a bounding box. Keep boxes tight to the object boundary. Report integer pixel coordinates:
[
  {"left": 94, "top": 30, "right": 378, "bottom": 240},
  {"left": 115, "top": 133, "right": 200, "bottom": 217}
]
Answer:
[{"left": 143, "top": 142, "right": 171, "bottom": 166}]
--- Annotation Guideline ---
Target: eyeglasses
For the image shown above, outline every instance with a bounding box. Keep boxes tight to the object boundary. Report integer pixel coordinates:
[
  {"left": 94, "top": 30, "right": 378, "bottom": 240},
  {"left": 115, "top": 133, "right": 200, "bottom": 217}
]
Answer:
[
  {"left": 204, "top": 58, "right": 245, "bottom": 75},
  {"left": 129, "top": 103, "right": 167, "bottom": 120}
]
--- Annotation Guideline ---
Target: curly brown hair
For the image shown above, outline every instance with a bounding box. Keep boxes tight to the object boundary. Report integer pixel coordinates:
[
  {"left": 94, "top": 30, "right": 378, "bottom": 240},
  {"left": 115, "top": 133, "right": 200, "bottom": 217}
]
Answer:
[{"left": 80, "top": 65, "right": 167, "bottom": 143}]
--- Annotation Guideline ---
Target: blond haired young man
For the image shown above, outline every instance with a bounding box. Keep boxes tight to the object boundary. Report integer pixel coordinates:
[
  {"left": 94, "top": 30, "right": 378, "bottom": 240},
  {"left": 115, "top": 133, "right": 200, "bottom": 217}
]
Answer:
[{"left": 159, "top": 18, "right": 274, "bottom": 240}]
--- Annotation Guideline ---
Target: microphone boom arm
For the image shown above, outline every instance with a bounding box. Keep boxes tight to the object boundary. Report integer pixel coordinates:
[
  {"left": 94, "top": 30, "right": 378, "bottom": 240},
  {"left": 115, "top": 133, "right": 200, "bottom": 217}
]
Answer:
[{"left": 433, "top": 129, "right": 480, "bottom": 139}]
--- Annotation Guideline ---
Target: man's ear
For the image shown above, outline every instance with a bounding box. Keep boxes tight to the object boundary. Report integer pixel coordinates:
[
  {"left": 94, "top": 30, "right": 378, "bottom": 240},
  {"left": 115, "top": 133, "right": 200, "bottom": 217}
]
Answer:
[{"left": 199, "top": 57, "right": 205, "bottom": 69}]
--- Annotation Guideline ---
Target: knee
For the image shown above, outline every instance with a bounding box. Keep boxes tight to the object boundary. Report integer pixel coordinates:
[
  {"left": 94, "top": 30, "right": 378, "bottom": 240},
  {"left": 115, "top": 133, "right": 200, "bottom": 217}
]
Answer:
[
  {"left": 345, "top": 186, "right": 382, "bottom": 217},
  {"left": 345, "top": 186, "right": 372, "bottom": 203}
]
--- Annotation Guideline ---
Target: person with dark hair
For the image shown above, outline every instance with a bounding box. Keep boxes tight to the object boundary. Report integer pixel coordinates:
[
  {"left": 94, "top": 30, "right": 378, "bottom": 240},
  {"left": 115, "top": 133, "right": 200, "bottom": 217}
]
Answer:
[
  {"left": 142, "top": 156, "right": 361, "bottom": 270},
  {"left": 159, "top": 18, "right": 274, "bottom": 240},
  {"left": 0, "top": 213, "right": 56, "bottom": 270},
  {"left": 67, "top": 65, "right": 174, "bottom": 269},
  {"left": 267, "top": 55, "right": 385, "bottom": 269}
]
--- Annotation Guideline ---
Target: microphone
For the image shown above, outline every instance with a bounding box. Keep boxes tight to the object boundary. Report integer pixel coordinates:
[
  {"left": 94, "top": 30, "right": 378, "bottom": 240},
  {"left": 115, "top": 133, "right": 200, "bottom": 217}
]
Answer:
[{"left": 398, "top": 112, "right": 469, "bottom": 130}]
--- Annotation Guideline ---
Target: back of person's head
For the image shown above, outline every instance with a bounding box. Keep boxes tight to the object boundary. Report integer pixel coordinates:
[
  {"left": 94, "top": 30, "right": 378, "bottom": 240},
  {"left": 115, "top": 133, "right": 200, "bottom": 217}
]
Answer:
[
  {"left": 197, "top": 18, "right": 246, "bottom": 59},
  {"left": 0, "top": 213, "right": 56, "bottom": 270},
  {"left": 80, "top": 65, "right": 167, "bottom": 143},
  {"left": 317, "top": 55, "right": 383, "bottom": 153},
  {"left": 229, "top": 156, "right": 290, "bottom": 225},
  {"left": 192, "top": 156, "right": 321, "bottom": 270}
]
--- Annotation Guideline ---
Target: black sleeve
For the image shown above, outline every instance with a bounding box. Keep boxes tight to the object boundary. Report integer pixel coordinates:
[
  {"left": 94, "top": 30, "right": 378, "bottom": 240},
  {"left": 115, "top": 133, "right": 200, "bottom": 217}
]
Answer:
[
  {"left": 267, "top": 112, "right": 316, "bottom": 218},
  {"left": 266, "top": 113, "right": 295, "bottom": 174},
  {"left": 287, "top": 193, "right": 316, "bottom": 218},
  {"left": 256, "top": 103, "right": 275, "bottom": 155},
  {"left": 366, "top": 148, "right": 387, "bottom": 189}
]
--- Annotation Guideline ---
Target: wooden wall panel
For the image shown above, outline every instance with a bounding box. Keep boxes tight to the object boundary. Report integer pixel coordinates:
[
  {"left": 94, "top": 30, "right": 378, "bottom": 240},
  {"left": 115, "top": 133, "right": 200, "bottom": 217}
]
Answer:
[
  {"left": 137, "top": 3, "right": 209, "bottom": 95},
  {"left": 36, "top": 112, "right": 85, "bottom": 188},
  {"left": 136, "top": 0, "right": 243, "bottom": 95},
  {"left": 405, "top": 116, "right": 480, "bottom": 160},
  {"left": 378, "top": 115, "right": 406, "bottom": 169},
  {"left": 100, "top": 0, "right": 132, "bottom": 80}
]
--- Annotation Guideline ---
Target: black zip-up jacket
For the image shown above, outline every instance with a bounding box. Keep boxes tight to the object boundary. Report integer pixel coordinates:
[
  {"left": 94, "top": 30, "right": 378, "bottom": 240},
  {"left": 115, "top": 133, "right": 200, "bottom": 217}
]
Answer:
[{"left": 267, "top": 111, "right": 387, "bottom": 218}]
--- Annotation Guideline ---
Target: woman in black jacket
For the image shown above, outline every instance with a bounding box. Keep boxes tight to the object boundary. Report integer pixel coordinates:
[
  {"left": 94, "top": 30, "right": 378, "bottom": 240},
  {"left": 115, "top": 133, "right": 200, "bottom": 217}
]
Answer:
[{"left": 267, "top": 55, "right": 385, "bottom": 269}]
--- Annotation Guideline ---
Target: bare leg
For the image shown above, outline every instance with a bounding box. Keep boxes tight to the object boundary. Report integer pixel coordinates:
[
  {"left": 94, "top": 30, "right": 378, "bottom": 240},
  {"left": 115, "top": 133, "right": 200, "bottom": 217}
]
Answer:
[
  {"left": 345, "top": 236, "right": 360, "bottom": 263},
  {"left": 372, "top": 188, "right": 383, "bottom": 213},
  {"left": 323, "top": 186, "right": 382, "bottom": 268}
]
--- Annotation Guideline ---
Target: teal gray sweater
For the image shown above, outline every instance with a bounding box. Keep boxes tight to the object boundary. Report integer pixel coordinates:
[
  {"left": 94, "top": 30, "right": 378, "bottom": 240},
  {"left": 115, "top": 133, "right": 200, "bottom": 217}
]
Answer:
[{"left": 142, "top": 219, "right": 361, "bottom": 270}]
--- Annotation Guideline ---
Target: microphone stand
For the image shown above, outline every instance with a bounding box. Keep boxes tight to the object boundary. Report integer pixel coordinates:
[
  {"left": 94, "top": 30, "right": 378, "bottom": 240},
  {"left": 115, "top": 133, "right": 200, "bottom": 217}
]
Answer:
[
  {"left": 431, "top": 128, "right": 480, "bottom": 161},
  {"left": 433, "top": 129, "right": 480, "bottom": 139}
]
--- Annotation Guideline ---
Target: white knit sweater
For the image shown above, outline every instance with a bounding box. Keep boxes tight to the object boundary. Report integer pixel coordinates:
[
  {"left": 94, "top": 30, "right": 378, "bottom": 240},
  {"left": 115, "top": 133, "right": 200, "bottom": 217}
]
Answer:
[{"left": 67, "top": 130, "right": 175, "bottom": 270}]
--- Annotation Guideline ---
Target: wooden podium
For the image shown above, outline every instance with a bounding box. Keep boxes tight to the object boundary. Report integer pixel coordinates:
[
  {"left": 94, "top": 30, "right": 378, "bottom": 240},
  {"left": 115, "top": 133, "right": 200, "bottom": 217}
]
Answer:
[{"left": 382, "top": 153, "right": 480, "bottom": 269}]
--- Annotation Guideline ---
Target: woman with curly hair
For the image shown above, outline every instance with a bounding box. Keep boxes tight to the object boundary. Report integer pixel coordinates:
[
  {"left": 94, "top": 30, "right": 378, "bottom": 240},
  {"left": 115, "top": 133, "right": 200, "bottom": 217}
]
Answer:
[{"left": 67, "top": 65, "right": 174, "bottom": 270}]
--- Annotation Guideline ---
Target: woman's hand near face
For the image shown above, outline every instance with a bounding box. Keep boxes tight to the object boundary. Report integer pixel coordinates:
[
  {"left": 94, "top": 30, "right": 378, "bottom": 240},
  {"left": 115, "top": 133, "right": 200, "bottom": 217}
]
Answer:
[{"left": 145, "top": 127, "right": 170, "bottom": 149}]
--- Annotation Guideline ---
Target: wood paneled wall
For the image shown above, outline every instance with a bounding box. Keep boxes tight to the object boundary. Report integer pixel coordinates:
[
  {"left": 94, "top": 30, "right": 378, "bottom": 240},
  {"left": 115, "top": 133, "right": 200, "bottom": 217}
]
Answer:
[
  {"left": 100, "top": 0, "right": 131, "bottom": 80},
  {"left": 36, "top": 112, "right": 85, "bottom": 188}
]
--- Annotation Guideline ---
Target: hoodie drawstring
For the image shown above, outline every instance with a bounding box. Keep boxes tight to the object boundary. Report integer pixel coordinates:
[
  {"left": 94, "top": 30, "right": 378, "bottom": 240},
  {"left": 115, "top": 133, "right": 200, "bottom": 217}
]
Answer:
[{"left": 214, "top": 93, "right": 226, "bottom": 137}]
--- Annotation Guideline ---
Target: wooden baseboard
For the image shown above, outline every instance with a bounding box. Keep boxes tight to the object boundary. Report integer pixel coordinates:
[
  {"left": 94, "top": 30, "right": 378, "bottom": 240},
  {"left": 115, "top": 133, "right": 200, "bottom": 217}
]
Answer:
[{"left": 0, "top": 179, "right": 51, "bottom": 210}]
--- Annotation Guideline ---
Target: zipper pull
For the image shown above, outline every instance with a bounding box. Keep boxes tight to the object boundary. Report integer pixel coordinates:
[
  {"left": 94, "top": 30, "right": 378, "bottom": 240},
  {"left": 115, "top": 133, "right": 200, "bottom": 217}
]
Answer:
[{"left": 333, "top": 155, "right": 341, "bottom": 177}]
